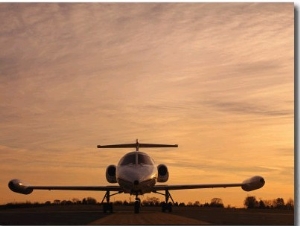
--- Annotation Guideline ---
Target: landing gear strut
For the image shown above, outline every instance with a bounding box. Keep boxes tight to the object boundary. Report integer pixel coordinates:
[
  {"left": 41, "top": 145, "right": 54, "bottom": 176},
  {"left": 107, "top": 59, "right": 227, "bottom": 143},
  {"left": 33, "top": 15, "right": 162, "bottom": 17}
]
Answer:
[
  {"left": 134, "top": 196, "right": 141, "bottom": 213},
  {"left": 101, "top": 190, "right": 122, "bottom": 214},
  {"left": 154, "top": 189, "right": 174, "bottom": 212}
]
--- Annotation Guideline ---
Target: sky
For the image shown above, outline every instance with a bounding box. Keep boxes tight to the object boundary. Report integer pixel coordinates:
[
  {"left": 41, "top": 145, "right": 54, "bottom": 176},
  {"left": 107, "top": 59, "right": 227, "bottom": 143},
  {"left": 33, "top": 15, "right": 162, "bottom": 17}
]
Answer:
[{"left": 0, "top": 3, "right": 294, "bottom": 207}]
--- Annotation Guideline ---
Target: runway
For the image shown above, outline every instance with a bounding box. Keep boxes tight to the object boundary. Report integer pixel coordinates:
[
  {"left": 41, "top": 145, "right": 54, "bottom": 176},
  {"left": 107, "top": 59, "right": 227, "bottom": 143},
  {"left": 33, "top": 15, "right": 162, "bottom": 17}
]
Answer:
[
  {"left": 0, "top": 205, "right": 294, "bottom": 225},
  {"left": 89, "top": 211, "right": 210, "bottom": 225}
]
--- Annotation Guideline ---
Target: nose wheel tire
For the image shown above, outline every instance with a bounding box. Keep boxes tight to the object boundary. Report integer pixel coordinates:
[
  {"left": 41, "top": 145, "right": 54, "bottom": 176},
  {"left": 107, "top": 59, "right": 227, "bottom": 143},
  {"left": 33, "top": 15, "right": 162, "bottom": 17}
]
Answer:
[{"left": 134, "top": 197, "right": 141, "bottom": 213}]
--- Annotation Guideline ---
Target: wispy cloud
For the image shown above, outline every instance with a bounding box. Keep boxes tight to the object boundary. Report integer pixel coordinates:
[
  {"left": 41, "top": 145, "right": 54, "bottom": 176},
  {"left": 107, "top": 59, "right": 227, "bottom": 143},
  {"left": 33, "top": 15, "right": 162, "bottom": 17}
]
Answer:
[
  {"left": 205, "top": 100, "right": 292, "bottom": 118},
  {"left": 0, "top": 3, "right": 294, "bottom": 206}
]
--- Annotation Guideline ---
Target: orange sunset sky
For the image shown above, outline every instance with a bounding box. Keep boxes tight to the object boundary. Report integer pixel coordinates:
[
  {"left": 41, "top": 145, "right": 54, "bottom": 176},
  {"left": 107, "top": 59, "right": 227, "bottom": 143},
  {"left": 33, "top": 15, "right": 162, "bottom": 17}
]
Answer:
[{"left": 0, "top": 3, "right": 294, "bottom": 207}]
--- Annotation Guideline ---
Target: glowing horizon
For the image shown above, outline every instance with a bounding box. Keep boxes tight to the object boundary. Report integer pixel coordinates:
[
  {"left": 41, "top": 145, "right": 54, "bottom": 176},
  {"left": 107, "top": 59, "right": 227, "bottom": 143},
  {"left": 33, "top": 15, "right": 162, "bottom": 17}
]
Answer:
[{"left": 0, "top": 3, "right": 294, "bottom": 208}]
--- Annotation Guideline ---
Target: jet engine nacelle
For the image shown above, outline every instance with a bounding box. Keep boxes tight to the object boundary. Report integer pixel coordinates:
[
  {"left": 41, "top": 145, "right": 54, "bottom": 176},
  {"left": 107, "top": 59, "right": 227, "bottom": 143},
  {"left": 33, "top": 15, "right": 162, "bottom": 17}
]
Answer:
[
  {"left": 157, "top": 164, "right": 169, "bottom": 182},
  {"left": 241, "top": 176, "right": 265, "bottom": 191},
  {"left": 8, "top": 179, "right": 33, "bottom": 195},
  {"left": 106, "top": 165, "right": 117, "bottom": 183}
]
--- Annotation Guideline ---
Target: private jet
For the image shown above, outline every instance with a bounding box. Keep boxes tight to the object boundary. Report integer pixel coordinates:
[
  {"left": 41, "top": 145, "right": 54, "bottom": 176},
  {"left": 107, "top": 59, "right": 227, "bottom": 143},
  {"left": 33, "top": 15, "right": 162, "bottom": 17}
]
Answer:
[{"left": 8, "top": 139, "right": 265, "bottom": 213}]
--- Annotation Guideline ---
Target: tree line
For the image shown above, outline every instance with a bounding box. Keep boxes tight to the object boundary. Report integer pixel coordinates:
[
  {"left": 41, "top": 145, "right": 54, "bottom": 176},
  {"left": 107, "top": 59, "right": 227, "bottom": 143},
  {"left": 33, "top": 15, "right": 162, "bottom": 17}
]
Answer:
[
  {"left": 2, "top": 197, "right": 225, "bottom": 208},
  {"left": 244, "top": 196, "right": 294, "bottom": 210},
  {"left": 2, "top": 196, "right": 294, "bottom": 210}
]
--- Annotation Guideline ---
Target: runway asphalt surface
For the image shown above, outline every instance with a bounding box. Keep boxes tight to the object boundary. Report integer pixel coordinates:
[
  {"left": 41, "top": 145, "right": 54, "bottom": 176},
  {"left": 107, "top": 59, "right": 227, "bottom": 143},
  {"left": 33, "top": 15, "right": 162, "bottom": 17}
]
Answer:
[
  {"left": 0, "top": 205, "right": 294, "bottom": 225},
  {"left": 89, "top": 210, "right": 209, "bottom": 225}
]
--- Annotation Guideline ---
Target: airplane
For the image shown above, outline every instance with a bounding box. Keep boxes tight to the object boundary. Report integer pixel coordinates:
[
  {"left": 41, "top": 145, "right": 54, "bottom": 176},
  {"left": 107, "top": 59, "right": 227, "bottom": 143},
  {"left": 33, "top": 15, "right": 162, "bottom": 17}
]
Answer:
[{"left": 8, "top": 139, "right": 265, "bottom": 213}]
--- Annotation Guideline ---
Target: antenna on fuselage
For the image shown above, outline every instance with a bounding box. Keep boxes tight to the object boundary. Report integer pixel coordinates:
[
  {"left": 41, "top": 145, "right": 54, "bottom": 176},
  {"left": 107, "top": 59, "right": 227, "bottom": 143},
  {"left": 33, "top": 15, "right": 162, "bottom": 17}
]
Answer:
[{"left": 97, "top": 139, "right": 178, "bottom": 152}]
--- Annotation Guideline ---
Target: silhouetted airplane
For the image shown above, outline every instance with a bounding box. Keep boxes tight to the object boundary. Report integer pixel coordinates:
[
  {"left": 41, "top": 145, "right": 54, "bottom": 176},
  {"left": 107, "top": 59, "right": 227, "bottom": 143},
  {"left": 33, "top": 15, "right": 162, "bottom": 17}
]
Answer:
[{"left": 8, "top": 139, "right": 265, "bottom": 213}]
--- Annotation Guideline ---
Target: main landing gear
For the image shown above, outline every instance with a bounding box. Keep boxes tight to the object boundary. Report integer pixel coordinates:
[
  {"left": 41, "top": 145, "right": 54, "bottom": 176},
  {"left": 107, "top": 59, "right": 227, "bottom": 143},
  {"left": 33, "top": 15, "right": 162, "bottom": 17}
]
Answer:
[
  {"left": 154, "top": 189, "right": 174, "bottom": 212},
  {"left": 101, "top": 190, "right": 141, "bottom": 214},
  {"left": 101, "top": 190, "right": 174, "bottom": 214},
  {"left": 101, "top": 190, "right": 122, "bottom": 214}
]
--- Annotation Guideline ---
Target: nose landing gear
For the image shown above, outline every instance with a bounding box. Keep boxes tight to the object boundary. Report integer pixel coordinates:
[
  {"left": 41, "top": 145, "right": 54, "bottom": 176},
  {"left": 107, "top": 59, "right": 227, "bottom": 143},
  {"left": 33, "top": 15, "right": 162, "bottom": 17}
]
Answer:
[{"left": 134, "top": 196, "right": 141, "bottom": 213}]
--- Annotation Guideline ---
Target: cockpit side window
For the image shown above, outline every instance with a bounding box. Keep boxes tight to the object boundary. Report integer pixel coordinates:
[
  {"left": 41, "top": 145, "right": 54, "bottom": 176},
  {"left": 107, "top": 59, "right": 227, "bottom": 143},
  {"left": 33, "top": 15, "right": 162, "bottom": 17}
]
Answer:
[
  {"left": 119, "top": 153, "right": 136, "bottom": 165},
  {"left": 138, "top": 153, "right": 154, "bottom": 165}
]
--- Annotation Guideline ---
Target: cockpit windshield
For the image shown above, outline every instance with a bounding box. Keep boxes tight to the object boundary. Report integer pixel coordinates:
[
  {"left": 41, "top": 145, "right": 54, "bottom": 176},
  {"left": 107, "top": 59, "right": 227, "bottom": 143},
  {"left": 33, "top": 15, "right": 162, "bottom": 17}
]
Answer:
[
  {"left": 119, "top": 153, "right": 136, "bottom": 165},
  {"left": 138, "top": 153, "right": 154, "bottom": 165},
  {"left": 119, "top": 152, "right": 154, "bottom": 166}
]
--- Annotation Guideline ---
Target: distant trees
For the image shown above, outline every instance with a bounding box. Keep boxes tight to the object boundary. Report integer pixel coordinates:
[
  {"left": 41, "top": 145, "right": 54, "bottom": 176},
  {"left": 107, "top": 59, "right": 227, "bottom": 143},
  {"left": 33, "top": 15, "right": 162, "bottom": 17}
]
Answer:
[
  {"left": 273, "top": 198, "right": 285, "bottom": 209},
  {"left": 186, "top": 198, "right": 224, "bottom": 208},
  {"left": 285, "top": 198, "right": 294, "bottom": 210},
  {"left": 82, "top": 197, "right": 97, "bottom": 205},
  {"left": 2, "top": 195, "right": 294, "bottom": 210},
  {"left": 187, "top": 201, "right": 193, "bottom": 206},
  {"left": 142, "top": 196, "right": 160, "bottom": 206},
  {"left": 72, "top": 198, "right": 81, "bottom": 204},
  {"left": 41, "top": 197, "right": 98, "bottom": 206},
  {"left": 53, "top": 199, "right": 61, "bottom": 205},
  {"left": 244, "top": 196, "right": 257, "bottom": 209},
  {"left": 210, "top": 198, "right": 224, "bottom": 208},
  {"left": 193, "top": 201, "right": 200, "bottom": 206},
  {"left": 258, "top": 200, "right": 265, "bottom": 209},
  {"left": 113, "top": 197, "right": 224, "bottom": 208},
  {"left": 244, "top": 196, "right": 293, "bottom": 210}
]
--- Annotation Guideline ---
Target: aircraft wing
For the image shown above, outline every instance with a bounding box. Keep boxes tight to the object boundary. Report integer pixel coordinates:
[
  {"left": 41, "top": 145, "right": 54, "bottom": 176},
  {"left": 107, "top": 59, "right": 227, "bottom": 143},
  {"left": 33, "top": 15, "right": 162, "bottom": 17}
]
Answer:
[
  {"left": 153, "top": 183, "right": 243, "bottom": 191},
  {"left": 8, "top": 179, "right": 122, "bottom": 194},
  {"left": 153, "top": 176, "right": 265, "bottom": 192},
  {"left": 29, "top": 185, "right": 121, "bottom": 191}
]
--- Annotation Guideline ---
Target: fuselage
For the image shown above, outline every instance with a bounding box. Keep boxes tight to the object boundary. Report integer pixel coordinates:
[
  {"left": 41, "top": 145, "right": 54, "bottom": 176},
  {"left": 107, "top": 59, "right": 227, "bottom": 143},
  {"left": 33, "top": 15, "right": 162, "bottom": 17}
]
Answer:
[{"left": 116, "top": 151, "right": 157, "bottom": 195}]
